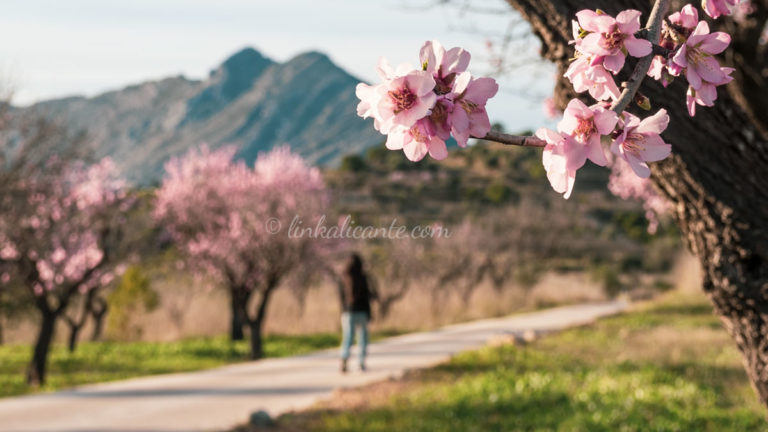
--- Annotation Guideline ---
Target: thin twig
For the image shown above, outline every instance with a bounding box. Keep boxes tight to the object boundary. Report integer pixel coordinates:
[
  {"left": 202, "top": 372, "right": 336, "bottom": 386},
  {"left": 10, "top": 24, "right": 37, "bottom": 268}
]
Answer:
[
  {"left": 611, "top": 0, "right": 671, "bottom": 114},
  {"left": 475, "top": 130, "right": 546, "bottom": 147}
]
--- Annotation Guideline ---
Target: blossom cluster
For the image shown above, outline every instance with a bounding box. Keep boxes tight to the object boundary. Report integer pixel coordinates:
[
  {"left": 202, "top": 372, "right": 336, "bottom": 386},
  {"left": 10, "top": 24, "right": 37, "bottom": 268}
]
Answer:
[
  {"left": 649, "top": 4, "right": 734, "bottom": 116},
  {"left": 155, "top": 145, "right": 330, "bottom": 291},
  {"left": 356, "top": 40, "right": 498, "bottom": 162},
  {"left": 356, "top": 2, "right": 739, "bottom": 228},
  {"left": 537, "top": 1, "right": 738, "bottom": 200},
  {"left": 702, "top": 0, "right": 743, "bottom": 19},
  {"left": 0, "top": 157, "right": 128, "bottom": 296}
]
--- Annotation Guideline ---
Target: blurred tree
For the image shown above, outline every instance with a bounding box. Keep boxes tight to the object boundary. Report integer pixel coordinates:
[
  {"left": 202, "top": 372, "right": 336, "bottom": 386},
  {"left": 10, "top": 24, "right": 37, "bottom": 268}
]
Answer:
[
  {"left": 154, "top": 145, "right": 331, "bottom": 359},
  {"left": 0, "top": 115, "right": 130, "bottom": 384}
]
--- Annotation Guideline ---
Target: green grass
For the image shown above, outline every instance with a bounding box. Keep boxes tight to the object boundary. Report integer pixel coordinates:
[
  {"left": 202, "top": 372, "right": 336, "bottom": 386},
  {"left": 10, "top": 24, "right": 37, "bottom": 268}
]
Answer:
[
  {"left": 0, "top": 332, "right": 343, "bottom": 398},
  {"left": 270, "top": 292, "right": 767, "bottom": 432}
]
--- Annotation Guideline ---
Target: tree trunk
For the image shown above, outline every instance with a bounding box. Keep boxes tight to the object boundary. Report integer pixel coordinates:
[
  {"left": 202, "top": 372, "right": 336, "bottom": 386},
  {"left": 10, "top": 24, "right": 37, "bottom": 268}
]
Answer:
[
  {"left": 505, "top": 0, "right": 768, "bottom": 407},
  {"left": 67, "top": 322, "right": 81, "bottom": 353},
  {"left": 90, "top": 298, "right": 107, "bottom": 342},
  {"left": 230, "top": 289, "right": 246, "bottom": 341},
  {"left": 248, "top": 318, "right": 264, "bottom": 360},
  {"left": 26, "top": 310, "right": 56, "bottom": 386},
  {"left": 247, "top": 286, "right": 275, "bottom": 360}
]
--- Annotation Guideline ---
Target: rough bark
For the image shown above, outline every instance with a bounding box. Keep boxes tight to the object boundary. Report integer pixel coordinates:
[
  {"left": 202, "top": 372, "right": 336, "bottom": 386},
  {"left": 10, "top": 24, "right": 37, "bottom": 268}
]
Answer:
[{"left": 505, "top": 0, "right": 768, "bottom": 406}]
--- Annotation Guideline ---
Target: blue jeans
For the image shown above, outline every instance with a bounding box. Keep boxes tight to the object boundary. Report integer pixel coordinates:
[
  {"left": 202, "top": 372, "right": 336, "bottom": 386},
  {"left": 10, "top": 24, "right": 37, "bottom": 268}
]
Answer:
[{"left": 340, "top": 311, "right": 369, "bottom": 365}]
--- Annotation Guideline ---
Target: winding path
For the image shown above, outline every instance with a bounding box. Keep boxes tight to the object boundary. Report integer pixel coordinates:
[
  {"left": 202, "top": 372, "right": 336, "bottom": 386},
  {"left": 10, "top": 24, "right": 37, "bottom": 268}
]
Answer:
[{"left": 0, "top": 301, "right": 626, "bottom": 432}]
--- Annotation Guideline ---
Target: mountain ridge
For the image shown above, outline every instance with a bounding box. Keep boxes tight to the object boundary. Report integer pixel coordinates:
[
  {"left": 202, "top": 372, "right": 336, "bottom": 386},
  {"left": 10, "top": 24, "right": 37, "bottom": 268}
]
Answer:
[{"left": 19, "top": 47, "right": 382, "bottom": 184}]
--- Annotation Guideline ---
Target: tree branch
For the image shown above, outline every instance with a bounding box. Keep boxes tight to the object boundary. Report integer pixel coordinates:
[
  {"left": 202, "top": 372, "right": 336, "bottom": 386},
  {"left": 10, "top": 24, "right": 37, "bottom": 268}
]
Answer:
[
  {"left": 476, "top": 0, "right": 670, "bottom": 148},
  {"left": 475, "top": 130, "right": 546, "bottom": 147},
  {"left": 610, "top": 0, "right": 671, "bottom": 114}
]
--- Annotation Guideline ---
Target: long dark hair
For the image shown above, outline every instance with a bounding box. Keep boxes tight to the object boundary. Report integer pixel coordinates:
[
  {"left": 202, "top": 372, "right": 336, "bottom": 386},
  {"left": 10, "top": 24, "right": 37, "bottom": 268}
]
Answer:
[{"left": 346, "top": 253, "right": 364, "bottom": 277}]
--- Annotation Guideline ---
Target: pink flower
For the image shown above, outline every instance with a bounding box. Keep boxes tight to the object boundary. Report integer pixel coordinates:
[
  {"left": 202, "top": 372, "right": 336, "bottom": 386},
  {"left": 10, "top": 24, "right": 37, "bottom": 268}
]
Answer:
[
  {"left": 355, "top": 83, "right": 384, "bottom": 131},
  {"left": 611, "top": 110, "right": 672, "bottom": 178},
  {"left": 685, "top": 70, "right": 733, "bottom": 116},
  {"left": 376, "top": 70, "right": 437, "bottom": 133},
  {"left": 702, "top": 0, "right": 739, "bottom": 19},
  {"left": 671, "top": 21, "right": 732, "bottom": 89},
  {"left": 564, "top": 56, "right": 621, "bottom": 101},
  {"left": 419, "top": 40, "right": 471, "bottom": 94},
  {"left": 537, "top": 128, "right": 585, "bottom": 199},
  {"left": 356, "top": 57, "right": 412, "bottom": 132},
  {"left": 448, "top": 71, "right": 498, "bottom": 147},
  {"left": 647, "top": 56, "right": 675, "bottom": 87},
  {"left": 669, "top": 4, "right": 699, "bottom": 29},
  {"left": 557, "top": 98, "right": 618, "bottom": 166},
  {"left": 386, "top": 118, "right": 448, "bottom": 162},
  {"left": 576, "top": 9, "right": 653, "bottom": 73},
  {"left": 647, "top": 5, "right": 699, "bottom": 87}
]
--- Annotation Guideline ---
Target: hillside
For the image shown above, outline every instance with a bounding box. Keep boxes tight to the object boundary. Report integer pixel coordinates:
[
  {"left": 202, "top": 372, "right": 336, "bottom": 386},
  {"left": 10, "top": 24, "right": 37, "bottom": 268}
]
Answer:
[{"left": 20, "top": 48, "right": 382, "bottom": 184}]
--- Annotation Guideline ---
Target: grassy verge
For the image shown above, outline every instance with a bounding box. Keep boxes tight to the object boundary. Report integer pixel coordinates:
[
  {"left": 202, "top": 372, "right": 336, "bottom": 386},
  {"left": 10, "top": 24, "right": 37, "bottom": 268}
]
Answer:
[
  {"left": 0, "top": 332, "right": 347, "bottom": 398},
  {"left": 253, "top": 292, "right": 766, "bottom": 431}
]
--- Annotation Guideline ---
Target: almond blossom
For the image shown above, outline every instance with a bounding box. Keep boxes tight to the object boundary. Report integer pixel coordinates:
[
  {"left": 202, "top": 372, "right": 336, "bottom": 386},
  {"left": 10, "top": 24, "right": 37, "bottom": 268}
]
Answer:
[
  {"left": 564, "top": 56, "right": 621, "bottom": 101},
  {"left": 702, "top": 0, "right": 740, "bottom": 19},
  {"left": 557, "top": 99, "right": 618, "bottom": 166},
  {"left": 386, "top": 118, "right": 448, "bottom": 161},
  {"left": 419, "top": 40, "right": 470, "bottom": 94},
  {"left": 376, "top": 71, "right": 437, "bottom": 133},
  {"left": 355, "top": 57, "right": 411, "bottom": 132},
  {"left": 669, "top": 21, "right": 733, "bottom": 116},
  {"left": 647, "top": 5, "right": 699, "bottom": 87},
  {"left": 669, "top": 4, "right": 700, "bottom": 29},
  {"left": 355, "top": 40, "right": 498, "bottom": 161},
  {"left": 448, "top": 71, "right": 498, "bottom": 147},
  {"left": 671, "top": 21, "right": 731, "bottom": 87},
  {"left": 537, "top": 128, "right": 584, "bottom": 199},
  {"left": 685, "top": 71, "right": 734, "bottom": 116},
  {"left": 611, "top": 109, "right": 672, "bottom": 178},
  {"left": 576, "top": 9, "right": 653, "bottom": 73}
]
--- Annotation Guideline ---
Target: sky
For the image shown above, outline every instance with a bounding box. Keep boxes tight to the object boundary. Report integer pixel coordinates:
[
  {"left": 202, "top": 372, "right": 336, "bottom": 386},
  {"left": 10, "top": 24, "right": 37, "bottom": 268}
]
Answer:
[{"left": 0, "top": 0, "right": 556, "bottom": 132}]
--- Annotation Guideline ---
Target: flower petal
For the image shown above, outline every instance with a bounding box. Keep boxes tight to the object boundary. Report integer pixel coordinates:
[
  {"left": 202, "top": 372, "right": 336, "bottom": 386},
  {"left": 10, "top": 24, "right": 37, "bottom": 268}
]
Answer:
[
  {"left": 428, "top": 139, "right": 448, "bottom": 160},
  {"left": 624, "top": 37, "right": 652, "bottom": 57},
  {"left": 403, "top": 141, "right": 428, "bottom": 162},
  {"left": 636, "top": 109, "right": 669, "bottom": 135}
]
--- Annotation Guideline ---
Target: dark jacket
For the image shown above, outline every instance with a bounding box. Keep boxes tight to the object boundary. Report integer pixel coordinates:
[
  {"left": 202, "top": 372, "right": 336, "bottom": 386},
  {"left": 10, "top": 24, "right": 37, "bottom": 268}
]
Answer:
[{"left": 342, "top": 272, "right": 372, "bottom": 317}]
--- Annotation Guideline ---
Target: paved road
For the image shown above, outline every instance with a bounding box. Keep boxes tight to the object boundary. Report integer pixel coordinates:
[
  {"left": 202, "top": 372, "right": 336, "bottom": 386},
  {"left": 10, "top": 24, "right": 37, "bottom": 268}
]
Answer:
[{"left": 0, "top": 301, "right": 626, "bottom": 432}]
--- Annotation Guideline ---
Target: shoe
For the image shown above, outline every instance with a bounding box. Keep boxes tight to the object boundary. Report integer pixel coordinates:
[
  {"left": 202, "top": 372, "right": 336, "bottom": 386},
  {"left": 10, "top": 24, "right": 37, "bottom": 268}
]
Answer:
[{"left": 341, "top": 359, "right": 348, "bottom": 373}]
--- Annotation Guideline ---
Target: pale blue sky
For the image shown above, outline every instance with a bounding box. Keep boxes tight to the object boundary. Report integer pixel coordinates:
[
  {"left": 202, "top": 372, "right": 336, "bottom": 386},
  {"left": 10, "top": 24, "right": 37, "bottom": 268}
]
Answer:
[{"left": 0, "top": 0, "right": 556, "bottom": 132}]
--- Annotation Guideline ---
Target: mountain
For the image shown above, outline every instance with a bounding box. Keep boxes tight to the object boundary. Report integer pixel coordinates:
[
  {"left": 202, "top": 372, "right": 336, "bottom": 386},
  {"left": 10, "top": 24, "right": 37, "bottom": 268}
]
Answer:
[{"left": 22, "top": 47, "right": 383, "bottom": 184}]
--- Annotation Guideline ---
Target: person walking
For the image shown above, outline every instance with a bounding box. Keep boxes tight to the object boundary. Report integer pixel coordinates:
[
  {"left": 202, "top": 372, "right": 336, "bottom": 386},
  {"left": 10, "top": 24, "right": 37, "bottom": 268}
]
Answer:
[{"left": 339, "top": 253, "right": 374, "bottom": 373}]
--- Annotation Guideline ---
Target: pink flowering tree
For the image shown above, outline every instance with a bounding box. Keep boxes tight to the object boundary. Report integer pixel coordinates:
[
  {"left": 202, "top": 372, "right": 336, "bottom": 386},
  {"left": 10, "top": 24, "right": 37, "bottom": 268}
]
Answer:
[
  {"left": 154, "top": 145, "right": 329, "bottom": 359},
  {"left": 0, "top": 150, "right": 129, "bottom": 385},
  {"left": 358, "top": 0, "right": 768, "bottom": 407}
]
